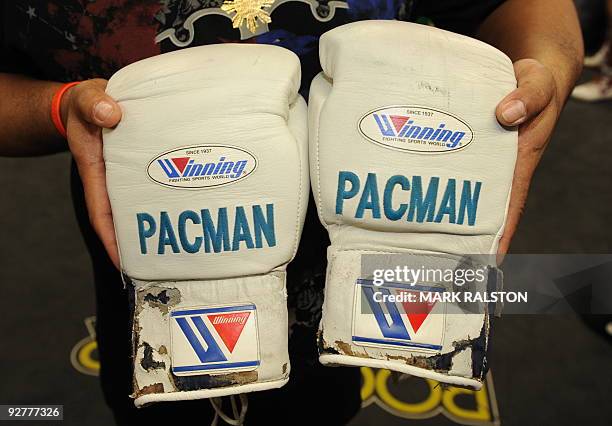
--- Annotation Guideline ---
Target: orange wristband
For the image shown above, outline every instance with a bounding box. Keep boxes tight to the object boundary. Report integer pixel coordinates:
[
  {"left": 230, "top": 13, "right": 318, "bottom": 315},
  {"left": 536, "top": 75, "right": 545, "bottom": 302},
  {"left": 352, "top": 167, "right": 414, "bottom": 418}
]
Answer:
[{"left": 51, "top": 81, "right": 80, "bottom": 138}]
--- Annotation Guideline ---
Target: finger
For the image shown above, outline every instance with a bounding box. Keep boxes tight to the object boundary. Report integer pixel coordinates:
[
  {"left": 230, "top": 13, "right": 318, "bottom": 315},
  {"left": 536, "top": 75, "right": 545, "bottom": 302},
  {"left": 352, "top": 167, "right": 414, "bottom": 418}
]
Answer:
[
  {"left": 71, "top": 79, "right": 122, "bottom": 129},
  {"left": 83, "top": 162, "right": 120, "bottom": 270},
  {"left": 89, "top": 192, "right": 121, "bottom": 271},
  {"left": 496, "top": 59, "right": 556, "bottom": 127},
  {"left": 67, "top": 79, "right": 122, "bottom": 268},
  {"left": 497, "top": 131, "right": 552, "bottom": 264},
  {"left": 496, "top": 166, "right": 530, "bottom": 263},
  {"left": 68, "top": 117, "right": 120, "bottom": 270},
  {"left": 80, "top": 149, "right": 121, "bottom": 270}
]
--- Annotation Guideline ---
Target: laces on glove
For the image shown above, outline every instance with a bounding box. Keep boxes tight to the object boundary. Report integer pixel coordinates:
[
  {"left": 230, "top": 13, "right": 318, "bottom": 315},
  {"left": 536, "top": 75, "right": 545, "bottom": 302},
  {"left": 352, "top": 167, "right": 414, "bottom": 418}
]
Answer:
[{"left": 210, "top": 394, "right": 248, "bottom": 426}]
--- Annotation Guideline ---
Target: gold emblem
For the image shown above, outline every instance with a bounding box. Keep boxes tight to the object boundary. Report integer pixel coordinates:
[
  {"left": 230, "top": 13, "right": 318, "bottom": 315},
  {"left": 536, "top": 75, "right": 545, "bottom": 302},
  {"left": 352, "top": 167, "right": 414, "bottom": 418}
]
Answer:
[{"left": 221, "top": 0, "right": 274, "bottom": 33}]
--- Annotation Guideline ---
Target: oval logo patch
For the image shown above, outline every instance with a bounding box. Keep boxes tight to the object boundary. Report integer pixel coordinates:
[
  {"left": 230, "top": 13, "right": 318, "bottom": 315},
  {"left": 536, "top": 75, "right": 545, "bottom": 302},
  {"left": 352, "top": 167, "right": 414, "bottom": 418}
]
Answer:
[
  {"left": 358, "top": 106, "right": 474, "bottom": 153},
  {"left": 147, "top": 145, "right": 257, "bottom": 189}
]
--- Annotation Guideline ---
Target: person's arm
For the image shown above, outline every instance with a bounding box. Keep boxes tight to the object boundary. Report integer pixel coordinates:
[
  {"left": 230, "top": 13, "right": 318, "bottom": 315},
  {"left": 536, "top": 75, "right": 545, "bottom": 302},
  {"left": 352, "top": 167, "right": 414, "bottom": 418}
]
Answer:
[
  {"left": 0, "top": 74, "right": 122, "bottom": 266},
  {"left": 479, "top": 0, "right": 583, "bottom": 107},
  {"left": 477, "top": 0, "right": 584, "bottom": 256},
  {"left": 0, "top": 74, "right": 66, "bottom": 155}
]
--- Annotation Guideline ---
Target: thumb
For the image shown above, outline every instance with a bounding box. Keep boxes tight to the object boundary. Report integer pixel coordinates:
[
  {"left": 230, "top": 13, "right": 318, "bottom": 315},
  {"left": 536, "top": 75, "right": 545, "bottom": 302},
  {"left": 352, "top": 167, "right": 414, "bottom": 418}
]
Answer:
[
  {"left": 71, "top": 78, "right": 122, "bottom": 128},
  {"left": 496, "top": 59, "right": 556, "bottom": 127}
]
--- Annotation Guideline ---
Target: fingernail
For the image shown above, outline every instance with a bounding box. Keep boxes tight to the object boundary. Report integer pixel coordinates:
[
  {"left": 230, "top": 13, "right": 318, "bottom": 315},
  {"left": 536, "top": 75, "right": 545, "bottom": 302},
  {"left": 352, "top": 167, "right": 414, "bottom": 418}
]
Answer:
[
  {"left": 94, "top": 101, "right": 113, "bottom": 122},
  {"left": 501, "top": 100, "right": 526, "bottom": 125}
]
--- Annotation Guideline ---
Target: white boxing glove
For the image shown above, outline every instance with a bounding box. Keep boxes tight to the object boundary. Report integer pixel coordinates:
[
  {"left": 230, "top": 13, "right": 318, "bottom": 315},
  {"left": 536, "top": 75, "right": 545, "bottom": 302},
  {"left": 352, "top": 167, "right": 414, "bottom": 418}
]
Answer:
[
  {"left": 103, "top": 44, "right": 308, "bottom": 406},
  {"left": 309, "top": 21, "right": 517, "bottom": 389}
]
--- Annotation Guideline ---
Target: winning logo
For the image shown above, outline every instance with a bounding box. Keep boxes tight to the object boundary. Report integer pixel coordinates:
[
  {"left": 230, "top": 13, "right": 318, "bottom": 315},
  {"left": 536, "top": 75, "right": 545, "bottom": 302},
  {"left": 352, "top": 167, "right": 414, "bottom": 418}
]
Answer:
[
  {"left": 352, "top": 279, "right": 446, "bottom": 352},
  {"left": 358, "top": 106, "right": 474, "bottom": 153},
  {"left": 170, "top": 304, "right": 259, "bottom": 375},
  {"left": 147, "top": 145, "right": 257, "bottom": 189}
]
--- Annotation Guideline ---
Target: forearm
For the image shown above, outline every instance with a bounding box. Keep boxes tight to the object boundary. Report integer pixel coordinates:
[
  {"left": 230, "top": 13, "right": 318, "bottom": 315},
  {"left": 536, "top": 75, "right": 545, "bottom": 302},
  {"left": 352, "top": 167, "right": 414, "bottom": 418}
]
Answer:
[
  {"left": 477, "top": 0, "right": 584, "bottom": 105},
  {"left": 0, "top": 73, "right": 70, "bottom": 156}
]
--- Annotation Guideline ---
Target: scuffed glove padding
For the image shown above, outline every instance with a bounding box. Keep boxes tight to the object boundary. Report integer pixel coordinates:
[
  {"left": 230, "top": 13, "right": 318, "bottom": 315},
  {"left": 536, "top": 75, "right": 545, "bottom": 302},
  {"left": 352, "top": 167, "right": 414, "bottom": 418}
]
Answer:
[
  {"left": 309, "top": 21, "right": 517, "bottom": 389},
  {"left": 104, "top": 44, "right": 309, "bottom": 406}
]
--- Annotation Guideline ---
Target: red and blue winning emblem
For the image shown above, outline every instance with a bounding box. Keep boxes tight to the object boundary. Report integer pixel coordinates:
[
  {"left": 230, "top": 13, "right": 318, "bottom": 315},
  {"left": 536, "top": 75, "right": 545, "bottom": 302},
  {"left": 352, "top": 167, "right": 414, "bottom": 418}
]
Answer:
[{"left": 170, "top": 304, "right": 259, "bottom": 375}]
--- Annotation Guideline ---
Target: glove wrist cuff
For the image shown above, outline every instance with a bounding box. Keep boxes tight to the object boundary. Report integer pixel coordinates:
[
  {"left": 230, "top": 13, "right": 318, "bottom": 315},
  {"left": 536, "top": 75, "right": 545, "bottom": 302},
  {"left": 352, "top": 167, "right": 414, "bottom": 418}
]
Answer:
[
  {"left": 129, "top": 274, "right": 289, "bottom": 406},
  {"left": 319, "top": 249, "right": 502, "bottom": 389}
]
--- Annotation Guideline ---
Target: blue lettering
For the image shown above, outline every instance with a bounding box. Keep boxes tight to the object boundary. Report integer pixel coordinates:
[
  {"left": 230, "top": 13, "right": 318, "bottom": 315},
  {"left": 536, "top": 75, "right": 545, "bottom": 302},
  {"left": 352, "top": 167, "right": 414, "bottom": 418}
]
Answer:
[
  {"left": 137, "top": 213, "right": 156, "bottom": 254},
  {"left": 448, "top": 132, "right": 465, "bottom": 148},
  {"left": 434, "top": 179, "right": 457, "bottom": 223},
  {"left": 373, "top": 114, "right": 396, "bottom": 136},
  {"left": 407, "top": 176, "right": 439, "bottom": 223},
  {"left": 384, "top": 175, "right": 410, "bottom": 221},
  {"left": 178, "top": 210, "right": 202, "bottom": 253},
  {"left": 158, "top": 211, "right": 180, "bottom": 254},
  {"left": 253, "top": 204, "right": 276, "bottom": 248},
  {"left": 356, "top": 173, "right": 381, "bottom": 219},
  {"left": 336, "top": 171, "right": 360, "bottom": 214},
  {"left": 417, "top": 127, "right": 434, "bottom": 140},
  {"left": 458, "top": 181, "right": 482, "bottom": 226},
  {"left": 202, "top": 208, "right": 230, "bottom": 253},
  {"left": 232, "top": 206, "right": 254, "bottom": 250},
  {"left": 158, "top": 159, "right": 180, "bottom": 178}
]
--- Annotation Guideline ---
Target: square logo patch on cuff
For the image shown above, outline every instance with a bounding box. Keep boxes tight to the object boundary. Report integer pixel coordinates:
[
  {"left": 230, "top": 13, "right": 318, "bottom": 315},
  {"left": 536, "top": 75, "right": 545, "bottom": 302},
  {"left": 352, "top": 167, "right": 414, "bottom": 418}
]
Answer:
[
  {"left": 169, "top": 303, "right": 260, "bottom": 376},
  {"left": 352, "top": 279, "right": 446, "bottom": 353}
]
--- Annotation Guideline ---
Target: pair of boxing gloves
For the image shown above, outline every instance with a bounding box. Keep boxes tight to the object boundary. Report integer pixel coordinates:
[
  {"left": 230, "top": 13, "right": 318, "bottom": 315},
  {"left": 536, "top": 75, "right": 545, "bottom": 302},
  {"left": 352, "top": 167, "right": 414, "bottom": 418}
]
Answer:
[{"left": 103, "top": 21, "right": 517, "bottom": 407}]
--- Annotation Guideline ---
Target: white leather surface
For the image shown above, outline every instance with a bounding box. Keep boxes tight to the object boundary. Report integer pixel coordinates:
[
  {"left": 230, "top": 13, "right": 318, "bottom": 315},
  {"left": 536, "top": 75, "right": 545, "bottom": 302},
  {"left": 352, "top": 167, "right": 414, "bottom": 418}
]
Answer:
[
  {"left": 310, "top": 21, "right": 517, "bottom": 387},
  {"left": 312, "top": 20, "right": 517, "bottom": 256},
  {"left": 103, "top": 44, "right": 308, "bottom": 403},
  {"left": 132, "top": 274, "right": 290, "bottom": 406},
  {"left": 104, "top": 44, "right": 308, "bottom": 281}
]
